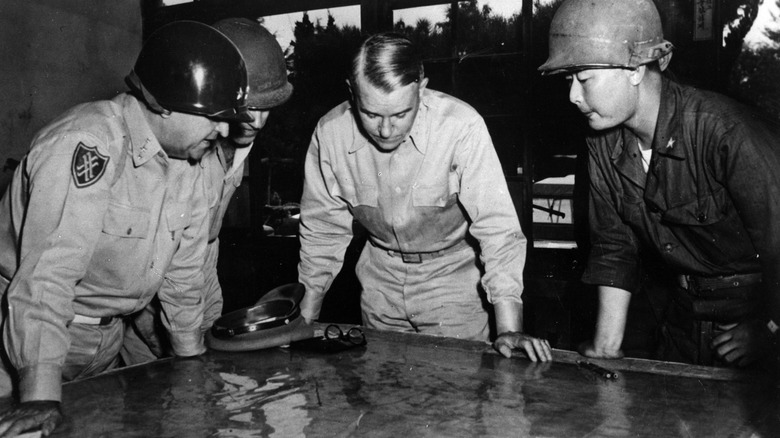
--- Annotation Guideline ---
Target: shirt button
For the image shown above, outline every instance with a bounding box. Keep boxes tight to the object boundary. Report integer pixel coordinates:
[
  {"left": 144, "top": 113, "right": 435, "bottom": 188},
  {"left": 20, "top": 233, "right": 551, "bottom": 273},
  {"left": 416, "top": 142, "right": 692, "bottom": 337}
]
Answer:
[
  {"left": 663, "top": 243, "right": 674, "bottom": 252},
  {"left": 395, "top": 187, "right": 401, "bottom": 194},
  {"left": 126, "top": 228, "right": 132, "bottom": 235},
  {"left": 697, "top": 213, "right": 708, "bottom": 222}
]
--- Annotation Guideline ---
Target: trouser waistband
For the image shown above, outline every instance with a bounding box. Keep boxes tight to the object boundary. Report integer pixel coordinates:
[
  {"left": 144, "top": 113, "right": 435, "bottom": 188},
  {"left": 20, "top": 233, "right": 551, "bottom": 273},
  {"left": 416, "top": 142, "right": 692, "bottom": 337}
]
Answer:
[
  {"left": 674, "top": 272, "right": 762, "bottom": 322},
  {"left": 677, "top": 272, "right": 762, "bottom": 294},
  {"left": 381, "top": 239, "right": 471, "bottom": 264}
]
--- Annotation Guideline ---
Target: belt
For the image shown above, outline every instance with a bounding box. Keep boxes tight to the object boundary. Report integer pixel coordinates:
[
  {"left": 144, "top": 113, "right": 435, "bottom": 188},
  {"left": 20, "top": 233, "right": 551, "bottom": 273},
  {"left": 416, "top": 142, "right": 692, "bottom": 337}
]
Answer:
[
  {"left": 677, "top": 272, "right": 762, "bottom": 293},
  {"left": 385, "top": 240, "right": 471, "bottom": 264},
  {"left": 675, "top": 272, "right": 763, "bottom": 321},
  {"left": 72, "top": 314, "right": 115, "bottom": 326}
]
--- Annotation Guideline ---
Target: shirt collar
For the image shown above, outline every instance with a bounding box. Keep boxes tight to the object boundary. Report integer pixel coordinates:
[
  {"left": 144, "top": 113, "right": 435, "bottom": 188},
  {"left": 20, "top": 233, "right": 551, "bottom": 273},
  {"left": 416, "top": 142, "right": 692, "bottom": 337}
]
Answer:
[
  {"left": 226, "top": 143, "right": 252, "bottom": 179},
  {"left": 607, "top": 76, "right": 685, "bottom": 164},
  {"left": 651, "top": 76, "right": 685, "bottom": 160},
  {"left": 121, "top": 94, "right": 164, "bottom": 166},
  {"left": 408, "top": 90, "right": 430, "bottom": 154}
]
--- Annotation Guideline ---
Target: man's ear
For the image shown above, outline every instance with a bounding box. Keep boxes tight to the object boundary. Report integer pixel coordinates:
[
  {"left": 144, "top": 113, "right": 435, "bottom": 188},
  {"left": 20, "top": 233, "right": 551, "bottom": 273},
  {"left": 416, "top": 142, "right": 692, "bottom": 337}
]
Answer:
[
  {"left": 658, "top": 52, "right": 673, "bottom": 72},
  {"left": 628, "top": 66, "right": 646, "bottom": 86},
  {"left": 418, "top": 77, "right": 429, "bottom": 97}
]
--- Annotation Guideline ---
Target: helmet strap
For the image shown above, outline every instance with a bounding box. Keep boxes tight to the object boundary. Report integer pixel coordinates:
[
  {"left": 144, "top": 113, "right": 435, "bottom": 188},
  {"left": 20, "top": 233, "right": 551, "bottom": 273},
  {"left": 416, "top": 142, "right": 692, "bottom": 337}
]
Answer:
[{"left": 125, "top": 70, "right": 168, "bottom": 115}]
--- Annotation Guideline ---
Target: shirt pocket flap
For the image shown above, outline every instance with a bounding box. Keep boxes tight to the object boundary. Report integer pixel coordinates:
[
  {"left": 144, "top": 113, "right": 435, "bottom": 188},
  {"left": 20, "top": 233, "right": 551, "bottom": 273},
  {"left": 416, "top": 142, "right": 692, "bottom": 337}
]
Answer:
[
  {"left": 167, "top": 203, "right": 192, "bottom": 231},
  {"left": 103, "top": 204, "right": 150, "bottom": 238},
  {"left": 334, "top": 183, "right": 377, "bottom": 207},
  {"left": 355, "top": 185, "right": 378, "bottom": 207},
  {"left": 413, "top": 185, "right": 449, "bottom": 207},
  {"left": 662, "top": 195, "right": 724, "bottom": 226}
]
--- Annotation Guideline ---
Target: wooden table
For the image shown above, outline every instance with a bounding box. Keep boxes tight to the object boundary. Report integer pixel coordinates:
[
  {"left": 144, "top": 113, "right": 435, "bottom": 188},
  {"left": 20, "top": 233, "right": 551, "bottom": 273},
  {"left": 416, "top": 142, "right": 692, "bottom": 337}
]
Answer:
[{"left": 30, "top": 326, "right": 780, "bottom": 437}]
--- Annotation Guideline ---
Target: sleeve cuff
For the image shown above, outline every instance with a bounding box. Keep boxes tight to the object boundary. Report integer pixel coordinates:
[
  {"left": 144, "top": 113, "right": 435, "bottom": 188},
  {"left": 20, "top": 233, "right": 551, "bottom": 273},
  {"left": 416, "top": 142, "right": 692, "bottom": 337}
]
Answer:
[
  {"left": 299, "top": 290, "right": 324, "bottom": 321},
  {"left": 19, "top": 364, "right": 62, "bottom": 402},
  {"left": 169, "top": 330, "right": 206, "bottom": 357}
]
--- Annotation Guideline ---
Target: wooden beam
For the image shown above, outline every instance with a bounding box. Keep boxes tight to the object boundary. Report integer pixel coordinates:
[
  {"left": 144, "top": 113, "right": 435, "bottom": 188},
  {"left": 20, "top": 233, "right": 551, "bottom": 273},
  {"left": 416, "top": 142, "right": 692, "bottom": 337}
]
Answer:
[
  {"left": 145, "top": 0, "right": 363, "bottom": 35},
  {"left": 360, "top": 0, "right": 394, "bottom": 34}
]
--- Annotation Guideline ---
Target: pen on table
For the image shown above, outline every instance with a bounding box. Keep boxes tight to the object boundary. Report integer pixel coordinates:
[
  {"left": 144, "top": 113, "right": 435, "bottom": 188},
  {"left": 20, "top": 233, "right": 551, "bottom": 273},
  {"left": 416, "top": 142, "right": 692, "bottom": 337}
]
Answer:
[{"left": 577, "top": 360, "right": 619, "bottom": 380}]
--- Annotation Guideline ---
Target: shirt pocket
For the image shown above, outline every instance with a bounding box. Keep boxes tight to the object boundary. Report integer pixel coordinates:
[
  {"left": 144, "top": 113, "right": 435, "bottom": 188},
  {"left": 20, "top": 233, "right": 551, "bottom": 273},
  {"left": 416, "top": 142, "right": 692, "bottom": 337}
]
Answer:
[
  {"left": 413, "top": 173, "right": 458, "bottom": 208},
  {"left": 660, "top": 192, "right": 751, "bottom": 265},
  {"left": 338, "top": 183, "right": 378, "bottom": 208},
  {"left": 88, "top": 203, "right": 151, "bottom": 290},
  {"left": 662, "top": 194, "right": 724, "bottom": 226},
  {"left": 103, "top": 203, "right": 150, "bottom": 238},
  {"left": 618, "top": 194, "right": 646, "bottom": 226},
  {"left": 167, "top": 203, "right": 192, "bottom": 234}
]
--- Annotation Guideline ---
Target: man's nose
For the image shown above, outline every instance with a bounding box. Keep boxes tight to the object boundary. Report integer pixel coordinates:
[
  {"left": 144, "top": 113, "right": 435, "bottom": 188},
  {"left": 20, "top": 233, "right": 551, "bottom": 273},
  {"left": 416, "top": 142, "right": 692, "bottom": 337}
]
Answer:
[
  {"left": 378, "top": 118, "right": 392, "bottom": 138},
  {"left": 568, "top": 80, "right": 582, "bottom": 105},
  {"left": 248, "top": 110, "right": 270, "bottom": 129},
  {"left": 216, "top": 121, "right": 230, "bottom": 137}
]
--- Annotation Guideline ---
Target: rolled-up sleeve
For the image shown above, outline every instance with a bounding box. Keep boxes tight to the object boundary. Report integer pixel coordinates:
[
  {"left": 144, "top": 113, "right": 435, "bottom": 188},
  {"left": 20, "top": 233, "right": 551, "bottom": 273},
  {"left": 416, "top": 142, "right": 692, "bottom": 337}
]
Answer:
[{"left": 581, "top": 142, "right": 641, "bottom": 292}]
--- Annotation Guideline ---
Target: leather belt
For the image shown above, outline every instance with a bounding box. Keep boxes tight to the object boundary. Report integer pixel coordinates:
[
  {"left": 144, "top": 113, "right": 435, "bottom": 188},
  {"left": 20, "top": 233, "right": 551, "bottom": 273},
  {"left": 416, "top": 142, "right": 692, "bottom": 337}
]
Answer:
[
  {"left": 677, "top": 272, "right": 762, "bottom": 293},
  {"left": 675, "top": 272, "right": 763, "bottom": 321},
  {"left": 72, "top": 314, "right": 115, "bottom": 325},
  {"left": 385, "top": 240, "right": 471, "bottom": 264}
]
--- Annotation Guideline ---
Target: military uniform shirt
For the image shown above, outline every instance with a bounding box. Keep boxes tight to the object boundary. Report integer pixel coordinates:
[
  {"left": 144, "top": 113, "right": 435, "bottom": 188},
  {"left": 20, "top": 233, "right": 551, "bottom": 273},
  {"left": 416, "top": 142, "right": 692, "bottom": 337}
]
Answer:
[
  {"left": 298, "top": 88, "right": 526, "bottom": 321},
  {"left": 0, "top": 93, "right": 209, "bottom": 401},
  {"left": 583, "top": 77, "right": 780, "bottom": 324}
]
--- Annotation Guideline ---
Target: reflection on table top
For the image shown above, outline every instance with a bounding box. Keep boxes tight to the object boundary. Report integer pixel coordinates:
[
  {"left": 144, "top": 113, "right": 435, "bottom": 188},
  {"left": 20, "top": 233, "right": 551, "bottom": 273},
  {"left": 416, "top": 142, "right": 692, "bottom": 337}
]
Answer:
[{"left": 25, "top": 326, "right": 780, "bottom": 437}]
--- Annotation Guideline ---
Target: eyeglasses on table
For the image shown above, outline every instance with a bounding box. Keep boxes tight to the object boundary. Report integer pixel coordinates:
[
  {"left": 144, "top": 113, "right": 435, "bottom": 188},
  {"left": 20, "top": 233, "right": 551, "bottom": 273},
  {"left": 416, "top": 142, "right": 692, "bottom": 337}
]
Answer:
[{"left": 325, "top": 324, "right": 367, "bottom": 346}]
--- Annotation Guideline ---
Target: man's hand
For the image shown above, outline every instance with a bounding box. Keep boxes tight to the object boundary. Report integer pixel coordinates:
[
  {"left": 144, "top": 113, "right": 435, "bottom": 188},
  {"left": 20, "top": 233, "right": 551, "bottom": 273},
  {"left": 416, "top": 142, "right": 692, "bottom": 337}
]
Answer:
[
  {"left": 712, "top": 320, "right": 774, "bottom": 367},
  {"left": 0, "top": 401, "right": 62, "bottom": 437},
  {"left": 577, "top": 339, "right": 624, "bottom": 360},
  {"left": 493, "top": 331, "right": 552, "bottom": 362}
]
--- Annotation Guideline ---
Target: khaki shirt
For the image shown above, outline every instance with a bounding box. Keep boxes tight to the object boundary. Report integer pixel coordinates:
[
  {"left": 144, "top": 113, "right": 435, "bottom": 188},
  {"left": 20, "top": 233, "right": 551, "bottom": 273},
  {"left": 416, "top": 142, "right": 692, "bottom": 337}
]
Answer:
[
  {"left": 298, "top": 88, "right": 526, "bottom": 320},
  {"left": 202, "top": 141, "right": 249, "bottom": 243},
  {"left": 0, "top": 93, "right": 208, "bottom": 401},
  {"left": 197, "top": 141, "right": 250, "bottom": 328}
]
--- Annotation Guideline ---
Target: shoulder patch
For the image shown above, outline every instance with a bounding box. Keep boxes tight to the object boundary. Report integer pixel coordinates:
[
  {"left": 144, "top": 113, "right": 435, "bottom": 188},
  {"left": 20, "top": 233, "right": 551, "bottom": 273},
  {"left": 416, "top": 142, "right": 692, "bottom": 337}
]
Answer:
[{"left": 71, "top": 142, "right": 110, "bottom": 188}]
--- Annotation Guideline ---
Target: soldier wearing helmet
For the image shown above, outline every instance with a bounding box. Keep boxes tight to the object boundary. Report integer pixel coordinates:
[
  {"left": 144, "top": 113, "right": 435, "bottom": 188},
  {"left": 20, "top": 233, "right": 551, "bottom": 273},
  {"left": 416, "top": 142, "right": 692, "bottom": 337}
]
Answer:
[
  {"left": 540, "top": 0, "right": 780, "bottom": 367},
  {"left": 0, "top": 20, "right": 250, "bottom": 434},
  {"left": 120, "top": 18, "right": 294, "bottom": 365}
]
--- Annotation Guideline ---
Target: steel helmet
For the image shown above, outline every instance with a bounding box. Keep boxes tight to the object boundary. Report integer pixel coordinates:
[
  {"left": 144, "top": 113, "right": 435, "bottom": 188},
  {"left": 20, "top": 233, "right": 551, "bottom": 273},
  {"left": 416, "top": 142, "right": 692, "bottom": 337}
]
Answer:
[
  {"left": 213, "top": 18, "right": 293, "bottom": 109},
  {"left": 539, "top": 0, "right": 673, "bottom": 75},
  {"left": 126, "top": 20, "right": 252, "bottom": 122}
]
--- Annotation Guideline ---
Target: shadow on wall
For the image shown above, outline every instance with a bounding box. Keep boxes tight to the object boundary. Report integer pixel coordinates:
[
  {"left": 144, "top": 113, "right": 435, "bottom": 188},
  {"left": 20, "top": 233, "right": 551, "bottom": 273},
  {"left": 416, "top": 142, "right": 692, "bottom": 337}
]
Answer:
[
  {"left": 0, "top": 0, "right": 143, "bottom": 195},
  {"left": 0, "top": 159, "right": 20, "bottom": 194}
]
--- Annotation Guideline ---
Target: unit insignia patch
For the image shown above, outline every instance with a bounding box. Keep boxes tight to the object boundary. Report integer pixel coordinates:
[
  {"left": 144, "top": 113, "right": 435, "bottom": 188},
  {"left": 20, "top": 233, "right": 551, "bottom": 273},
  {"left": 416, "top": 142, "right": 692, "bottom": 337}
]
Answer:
[{"left": 71, "top": 142, "right": 109, "bottom": 188}]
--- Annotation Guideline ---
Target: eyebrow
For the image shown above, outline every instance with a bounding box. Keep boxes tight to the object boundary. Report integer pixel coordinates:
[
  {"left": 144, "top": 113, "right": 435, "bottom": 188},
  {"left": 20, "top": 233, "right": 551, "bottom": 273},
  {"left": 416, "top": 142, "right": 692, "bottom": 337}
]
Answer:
[{"left": 359, "top": 106, "right": 413, "bottom": 117}]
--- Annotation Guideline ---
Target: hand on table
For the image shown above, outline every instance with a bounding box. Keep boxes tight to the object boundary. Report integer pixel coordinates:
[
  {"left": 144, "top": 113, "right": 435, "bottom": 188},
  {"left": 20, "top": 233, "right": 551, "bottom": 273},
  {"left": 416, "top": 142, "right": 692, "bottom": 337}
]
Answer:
[
  {"left": 712, "top": 320, "right": 774, "bottom": 367},
  {"left": 493, "top": 332, "right": 552, "bottom": 362},
  {"left": 577, "top": 340, "right": 624, "bottom": 360},
  {"left": 0, "top": 400, "right": 62, "bottom": 437}
]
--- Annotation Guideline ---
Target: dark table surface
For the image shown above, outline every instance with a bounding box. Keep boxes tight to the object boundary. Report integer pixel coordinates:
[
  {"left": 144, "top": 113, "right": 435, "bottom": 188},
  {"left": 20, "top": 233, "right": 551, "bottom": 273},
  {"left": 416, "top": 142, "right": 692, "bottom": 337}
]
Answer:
[{"left": 15, "top": 324, "right": 780, "bottom": 437}]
